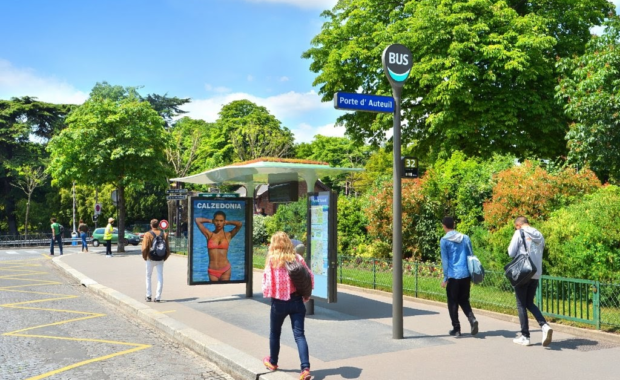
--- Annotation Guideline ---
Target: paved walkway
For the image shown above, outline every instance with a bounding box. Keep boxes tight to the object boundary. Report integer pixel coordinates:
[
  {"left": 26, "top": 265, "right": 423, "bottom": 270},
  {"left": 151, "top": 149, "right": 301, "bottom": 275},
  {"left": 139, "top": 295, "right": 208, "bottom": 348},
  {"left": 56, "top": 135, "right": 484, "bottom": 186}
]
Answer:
[{"left": 52, "top": 248, "right": 620, "bottom": 380}]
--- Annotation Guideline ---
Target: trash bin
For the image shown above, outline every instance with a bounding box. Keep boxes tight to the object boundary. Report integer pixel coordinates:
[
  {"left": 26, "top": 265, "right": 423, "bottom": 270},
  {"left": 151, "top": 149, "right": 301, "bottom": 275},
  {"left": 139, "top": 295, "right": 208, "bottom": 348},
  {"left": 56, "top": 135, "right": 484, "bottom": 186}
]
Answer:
[{"left": 71, "top": 231, "right": 78, "bottom": 246}]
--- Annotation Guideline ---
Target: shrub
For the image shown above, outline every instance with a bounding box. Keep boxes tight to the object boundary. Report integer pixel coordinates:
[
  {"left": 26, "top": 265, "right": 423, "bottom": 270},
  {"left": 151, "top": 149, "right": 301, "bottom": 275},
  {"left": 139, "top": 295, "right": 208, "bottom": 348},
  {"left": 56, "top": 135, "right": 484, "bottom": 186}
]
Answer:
[
  {"left": 540, "top": 185, "right": 620, "bottom": 282},
  {"left": 337, "top": 195, "right": 369, "bottom": 255},
  {"left": 265, "top": 196, "right": 307, "bottom": 241},
  {"left": 483, "top": 161, "right": 601, "bottom": 229},
  {"left": 252, "top": 214, "right": 269, "bottom": 245}
]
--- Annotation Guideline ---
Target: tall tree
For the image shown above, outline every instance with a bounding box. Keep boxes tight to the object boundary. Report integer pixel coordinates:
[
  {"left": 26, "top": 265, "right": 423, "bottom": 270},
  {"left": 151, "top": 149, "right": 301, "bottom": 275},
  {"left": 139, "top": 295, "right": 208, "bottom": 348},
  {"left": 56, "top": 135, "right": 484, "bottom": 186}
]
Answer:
[
  {"left": 10, "top": 164, "right": 49, "bottom": 238},
  {"left": 0, "top": 97, "right": 73, "bottom": 234},
  {"left": 556, "top": 17, "right": 620, "bottom": 182},
  {"left": 302, "top": 0, "right": 613, "bottom": 161},
  {"left": 47, "top": 94, "right": 171, "bottom": 252},
  {"left": 208, "top": 100, "right": 294, "bottom": 163},
  {"left": 166, "top": 116, "right": 214, "bottom": 178}
]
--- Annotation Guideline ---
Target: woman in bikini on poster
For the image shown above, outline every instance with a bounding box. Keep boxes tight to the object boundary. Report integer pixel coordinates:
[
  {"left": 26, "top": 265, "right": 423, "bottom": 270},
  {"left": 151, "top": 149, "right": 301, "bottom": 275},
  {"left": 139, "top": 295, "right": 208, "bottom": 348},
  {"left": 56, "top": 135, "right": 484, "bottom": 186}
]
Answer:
[{"left": 195, "top": 211, "right": 243, "bottom": 281}]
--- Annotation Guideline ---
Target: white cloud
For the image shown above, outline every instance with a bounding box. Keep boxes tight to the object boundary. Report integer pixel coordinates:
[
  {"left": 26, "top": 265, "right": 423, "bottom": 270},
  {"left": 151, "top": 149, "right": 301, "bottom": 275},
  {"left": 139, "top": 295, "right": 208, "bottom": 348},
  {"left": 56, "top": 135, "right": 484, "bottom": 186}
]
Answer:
[
  {"left": 244, "top": 0, "right": 337, "bottom": 10},
  {"left": 0, "top": 59, "right": 88, "bottom": 104},
  {"left": 183, "top": 90, "right": 332, "bottom": 122},
  {"left": 291, "top": 122, "right": 345, "bottom": 143},
  {"left": 205, "top": 83, "right": 231, "bottom": 93},
  {"left": 279, "top": 76, "right": 289, "bottom": 82}
]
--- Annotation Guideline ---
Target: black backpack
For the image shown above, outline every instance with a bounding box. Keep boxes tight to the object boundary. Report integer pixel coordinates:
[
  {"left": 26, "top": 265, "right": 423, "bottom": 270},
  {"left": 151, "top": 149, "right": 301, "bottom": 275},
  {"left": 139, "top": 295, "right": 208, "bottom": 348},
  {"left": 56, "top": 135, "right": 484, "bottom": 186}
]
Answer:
[
  {"left": 59, "top": 224, "right": 65, "bottom": 234},
  {"left": 149, "top": 231, "right": 167, "bottom": 261},
  {"left": 285, "top": 255, "right": 312, "bottom": 298}
]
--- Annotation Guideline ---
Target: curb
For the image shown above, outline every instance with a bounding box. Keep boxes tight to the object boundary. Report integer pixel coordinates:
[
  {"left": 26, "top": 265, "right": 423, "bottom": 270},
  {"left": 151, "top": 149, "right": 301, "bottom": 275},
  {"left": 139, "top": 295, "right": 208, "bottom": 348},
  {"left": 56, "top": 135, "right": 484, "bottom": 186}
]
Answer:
[
  {"left": 51, "top": 257, "right": 291, "bottom": 380},
  {"left": 338, "top": 283, "right": 620, "bottom": 345}
]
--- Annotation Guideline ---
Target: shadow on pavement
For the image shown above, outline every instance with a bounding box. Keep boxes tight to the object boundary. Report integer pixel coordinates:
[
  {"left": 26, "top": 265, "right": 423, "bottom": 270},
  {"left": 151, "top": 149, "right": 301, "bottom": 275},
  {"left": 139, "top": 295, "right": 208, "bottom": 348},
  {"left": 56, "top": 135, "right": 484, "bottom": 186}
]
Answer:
[{"left": 547, "top": 338, "right": 619, "bottom": 352}]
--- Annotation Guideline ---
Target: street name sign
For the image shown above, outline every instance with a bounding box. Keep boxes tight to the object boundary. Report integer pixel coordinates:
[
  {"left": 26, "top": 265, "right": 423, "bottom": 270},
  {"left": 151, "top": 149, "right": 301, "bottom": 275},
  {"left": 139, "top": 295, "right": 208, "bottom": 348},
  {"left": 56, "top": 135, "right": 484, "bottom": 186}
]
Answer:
[
  {"left": 166, "top": 195, "right": 187, "bottom": 201},
  {"left": 166, "top": 188, "right": 188, "bottom": 194},
  {"left": 197, "top": 193, "right": 240, "bottom": 198},
  {"left": 333, "top": 92, "right": 394, "bottom": 113}
]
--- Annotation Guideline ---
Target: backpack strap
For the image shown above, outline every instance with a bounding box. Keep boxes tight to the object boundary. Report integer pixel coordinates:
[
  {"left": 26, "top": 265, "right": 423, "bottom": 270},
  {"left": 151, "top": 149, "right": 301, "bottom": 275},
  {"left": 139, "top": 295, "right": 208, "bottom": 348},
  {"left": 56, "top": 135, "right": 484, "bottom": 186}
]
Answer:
[{"left": 519, "top": 229, "right": 528, "bottom": 253}]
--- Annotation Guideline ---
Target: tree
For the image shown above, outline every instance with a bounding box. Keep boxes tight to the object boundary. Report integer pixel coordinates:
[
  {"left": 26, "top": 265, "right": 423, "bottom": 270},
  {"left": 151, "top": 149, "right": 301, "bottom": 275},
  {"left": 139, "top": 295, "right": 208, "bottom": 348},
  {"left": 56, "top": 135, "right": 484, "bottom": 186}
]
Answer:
[
  {"left": 302, "top": 0, "right": 613, "bottom": 161},
  {"left": 556, "top": 17, "right": 620, "bottom": 182},
  {"left": 47, "top": 94, "right": 171, "bottom": 252},
  {"left": 210, "top": 100, "right": 294, "bottom": 163},
  {"left": 10, "top": 164, "right": 49, "bottom": 238},
  {"left": 166, "top": 117, "right": 213, "bottom": 178},
  {"left": 0, "top": 96, "right": 73, "bottom": 234},
  {"left": 294, "top": 135, "right": 370, "bottom": 194}
]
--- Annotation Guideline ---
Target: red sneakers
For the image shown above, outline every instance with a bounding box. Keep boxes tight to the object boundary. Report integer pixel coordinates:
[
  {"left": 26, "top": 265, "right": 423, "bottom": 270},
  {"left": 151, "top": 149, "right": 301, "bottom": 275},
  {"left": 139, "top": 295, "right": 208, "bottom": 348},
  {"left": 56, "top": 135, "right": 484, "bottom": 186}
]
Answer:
[
  {"left": 300, "top": 368, "right": 311, "bottom": 380},
  {"left": 263, "top": 357, "right": 278, "bottom": 371}
]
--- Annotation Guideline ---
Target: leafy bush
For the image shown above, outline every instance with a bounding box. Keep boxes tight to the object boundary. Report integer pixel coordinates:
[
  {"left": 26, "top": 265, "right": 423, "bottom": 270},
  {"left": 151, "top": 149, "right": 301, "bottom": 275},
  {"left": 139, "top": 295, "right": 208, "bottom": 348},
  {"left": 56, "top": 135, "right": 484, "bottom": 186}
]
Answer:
[
  {"left": 540, "top": 185, "right": 620, "bottom": 282},
  {"left": 483, "top": 161, "right": 601, "bottom": 229},
  {"left": 337, "top": 195, "right": 369, "bottom": 255},
  {"left": 252, "top": 214, "right": 270, "bottom": 245},
  {"left": 265, "top": 196, "right": 307, "bottom": 241}
]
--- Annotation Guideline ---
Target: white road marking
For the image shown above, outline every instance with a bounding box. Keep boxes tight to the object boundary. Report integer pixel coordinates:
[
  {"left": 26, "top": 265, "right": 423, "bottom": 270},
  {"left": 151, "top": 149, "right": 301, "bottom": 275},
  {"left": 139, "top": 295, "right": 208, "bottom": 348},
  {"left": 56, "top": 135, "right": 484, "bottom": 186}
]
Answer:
[
  {"left": 6, "top": 251, "right": 18, "bottom": 254},
  {"left": 27, "top": 250, "right": 40, "bottom": 254}
]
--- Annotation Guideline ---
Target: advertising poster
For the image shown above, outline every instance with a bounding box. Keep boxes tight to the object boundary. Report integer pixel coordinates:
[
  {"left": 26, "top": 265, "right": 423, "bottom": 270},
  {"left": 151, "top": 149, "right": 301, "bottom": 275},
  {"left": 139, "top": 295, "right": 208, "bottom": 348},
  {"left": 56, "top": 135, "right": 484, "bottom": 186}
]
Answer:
[
  {"left": 188, "top": 197, "right": 251, "bottom": 285},
  {"left": 309, "top": 192, "right": 332, "bottom": 300}
]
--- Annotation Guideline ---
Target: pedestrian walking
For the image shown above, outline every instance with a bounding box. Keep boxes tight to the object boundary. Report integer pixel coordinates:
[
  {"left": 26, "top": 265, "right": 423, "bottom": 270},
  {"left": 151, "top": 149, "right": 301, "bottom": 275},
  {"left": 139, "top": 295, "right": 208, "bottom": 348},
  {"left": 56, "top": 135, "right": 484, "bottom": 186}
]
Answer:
[
  {"left": 142, "top": 219, "right": 170, "bottom": 302},
  {"left": 104, "top": 218, "right": 114, "bottom": 257},
  {"left": 78, "top": 219, "right": 89, "bottom": 252},
  {"left": 262, "top": 231, "right": 313, "bottom": 380},
  {"left": 49, "top": 217, "right": 63, "bottom": 256},
  {"left": 440, "top": 216, "right": 478, "bottom": 337},
  {"left": 508, "top": 216, "right": 553, "bottom": 347}
]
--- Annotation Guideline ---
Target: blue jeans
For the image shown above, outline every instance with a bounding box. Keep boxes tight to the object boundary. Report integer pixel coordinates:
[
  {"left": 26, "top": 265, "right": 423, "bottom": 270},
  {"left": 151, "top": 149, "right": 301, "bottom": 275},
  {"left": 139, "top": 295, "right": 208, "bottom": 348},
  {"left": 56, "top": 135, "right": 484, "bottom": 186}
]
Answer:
[
  {"left": 80, "top": 232, "right": 88, "bottom": 250},
  {"left": 515, "top": 279, "right": 547, "bottom": 338},
  {"left": 50, "top": 235, "right": 63, "bottom": 255},
  {"left": 269, "top": 295, "right": 310, "bottom": 370}
]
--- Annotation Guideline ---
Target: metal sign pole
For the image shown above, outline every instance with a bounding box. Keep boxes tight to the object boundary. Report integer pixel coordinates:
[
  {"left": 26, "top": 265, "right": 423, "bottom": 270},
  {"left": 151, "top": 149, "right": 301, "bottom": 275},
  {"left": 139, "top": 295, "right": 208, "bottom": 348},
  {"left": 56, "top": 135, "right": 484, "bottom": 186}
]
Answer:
[{"left": 382, "top": 43, "right": 413, "bottom": 340}]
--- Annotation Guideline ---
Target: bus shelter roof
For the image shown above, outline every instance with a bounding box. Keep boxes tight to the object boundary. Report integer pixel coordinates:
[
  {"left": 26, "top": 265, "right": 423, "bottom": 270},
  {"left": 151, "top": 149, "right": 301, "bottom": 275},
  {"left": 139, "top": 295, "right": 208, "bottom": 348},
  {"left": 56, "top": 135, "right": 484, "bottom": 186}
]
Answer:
[{"left": 169, "top": 160, "right": 363, "bottom": 186}]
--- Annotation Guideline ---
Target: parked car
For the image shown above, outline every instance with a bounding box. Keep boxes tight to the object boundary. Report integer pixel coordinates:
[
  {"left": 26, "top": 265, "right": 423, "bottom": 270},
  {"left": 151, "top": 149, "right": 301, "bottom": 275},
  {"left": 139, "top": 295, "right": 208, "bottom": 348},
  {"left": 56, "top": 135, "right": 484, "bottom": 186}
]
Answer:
[{"left": 91, "top": 228, "right": 140, "bottom": 247}]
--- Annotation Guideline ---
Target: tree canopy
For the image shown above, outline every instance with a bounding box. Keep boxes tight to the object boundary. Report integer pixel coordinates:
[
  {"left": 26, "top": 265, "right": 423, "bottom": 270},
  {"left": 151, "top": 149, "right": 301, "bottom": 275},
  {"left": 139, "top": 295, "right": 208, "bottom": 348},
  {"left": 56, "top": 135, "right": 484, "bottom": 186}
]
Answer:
[
  {"left": 557, "top": 17, "right": 620, "bottom": 182},
  {"left": 302, "top": 0, "right": 613, "bottom": 161}
]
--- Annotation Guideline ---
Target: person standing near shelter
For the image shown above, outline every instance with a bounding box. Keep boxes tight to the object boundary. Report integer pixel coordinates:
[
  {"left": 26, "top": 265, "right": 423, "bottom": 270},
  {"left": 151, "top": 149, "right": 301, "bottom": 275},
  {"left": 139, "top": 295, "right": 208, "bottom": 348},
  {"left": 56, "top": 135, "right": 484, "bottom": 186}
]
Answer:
[
  {"left": 508, "top": 216, "right": 553, "bottom": 347},
  {"left": 104, "top": 218, "right": 114, "bottom": 257},
  {"left": 142, "top": 219, "right": 170, "bottom": 303},
  {"left": 49, "top": 217, "right": 63, "bottom": 256},
  {"left": 78, "top": 219, "right": 89, "bottom": 252},
  {"left": 262, "top": 232, "right": 313, "bottom": 380},
  {"left": 440, "top": 217, "right": 478, "bottom": 337}
]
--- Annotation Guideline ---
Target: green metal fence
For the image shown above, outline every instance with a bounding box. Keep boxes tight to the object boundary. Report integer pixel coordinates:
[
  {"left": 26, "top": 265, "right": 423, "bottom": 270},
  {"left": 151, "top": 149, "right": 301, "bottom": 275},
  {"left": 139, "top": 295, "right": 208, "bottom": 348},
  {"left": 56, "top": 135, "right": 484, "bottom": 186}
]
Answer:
[{"left": 334, "top": 255, "right": 620, "bottom": 331}]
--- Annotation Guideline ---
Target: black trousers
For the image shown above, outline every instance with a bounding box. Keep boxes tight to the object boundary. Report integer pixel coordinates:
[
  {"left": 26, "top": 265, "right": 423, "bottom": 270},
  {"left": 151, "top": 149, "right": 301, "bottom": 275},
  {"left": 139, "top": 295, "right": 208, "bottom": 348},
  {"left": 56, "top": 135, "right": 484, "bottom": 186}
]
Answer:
[
  {"left": 514, "top": 279, "right": 547, "bottom": 338},
  {"left": 105, "top": 239, "right": 112, "bottom": 255},
  {"left": 446, "top": 277, "right": 474, "bottom": 330}
]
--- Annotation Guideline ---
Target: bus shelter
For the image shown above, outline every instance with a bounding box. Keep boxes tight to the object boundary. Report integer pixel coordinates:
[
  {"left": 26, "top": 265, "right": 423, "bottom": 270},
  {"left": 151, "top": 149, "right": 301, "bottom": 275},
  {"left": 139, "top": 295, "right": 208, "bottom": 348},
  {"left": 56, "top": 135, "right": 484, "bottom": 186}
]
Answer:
[{"left": 170, "top": 159, "right": 363, "bottom": 306}]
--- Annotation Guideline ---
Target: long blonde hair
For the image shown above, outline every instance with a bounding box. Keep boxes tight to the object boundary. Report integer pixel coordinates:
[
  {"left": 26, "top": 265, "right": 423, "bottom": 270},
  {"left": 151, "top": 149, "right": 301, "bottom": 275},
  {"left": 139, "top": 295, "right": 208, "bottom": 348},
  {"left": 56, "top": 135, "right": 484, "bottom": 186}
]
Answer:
[{"left": 267, "top": 231, "right": 296, "bottom": 268}]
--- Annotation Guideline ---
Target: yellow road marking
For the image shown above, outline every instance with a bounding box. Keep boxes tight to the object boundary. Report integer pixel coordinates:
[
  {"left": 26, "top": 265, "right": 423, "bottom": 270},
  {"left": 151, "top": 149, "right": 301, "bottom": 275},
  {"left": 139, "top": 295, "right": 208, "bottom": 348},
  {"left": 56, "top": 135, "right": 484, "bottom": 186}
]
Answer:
[
  {"left": 160, "top": 309, "right": 176, "bottom": 314},
  {"left": 0, "top": 258, "right": 151, "bottom": 379}
]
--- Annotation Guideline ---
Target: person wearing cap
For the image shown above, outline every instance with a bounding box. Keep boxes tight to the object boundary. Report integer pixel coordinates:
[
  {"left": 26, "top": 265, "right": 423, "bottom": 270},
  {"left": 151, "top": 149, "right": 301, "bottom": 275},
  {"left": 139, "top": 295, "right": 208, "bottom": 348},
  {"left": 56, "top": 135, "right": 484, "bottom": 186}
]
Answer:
[
  {"left": 104, "top": 217, "right": 114, "bottom": 257},
  {"left": 440, "top": 216, "right": 479, "bottom": 337}
]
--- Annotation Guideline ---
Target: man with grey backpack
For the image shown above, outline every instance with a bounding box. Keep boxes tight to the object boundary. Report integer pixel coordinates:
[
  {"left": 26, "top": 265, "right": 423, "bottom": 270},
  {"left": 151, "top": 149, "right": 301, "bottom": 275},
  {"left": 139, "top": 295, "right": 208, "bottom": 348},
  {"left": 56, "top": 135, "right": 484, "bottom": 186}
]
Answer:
[
  {"left": 141, "top": 219, "right": 170, "bottom": 303},
  {"left": 508, "top": 216, "right": 553, "bottom": 347}
]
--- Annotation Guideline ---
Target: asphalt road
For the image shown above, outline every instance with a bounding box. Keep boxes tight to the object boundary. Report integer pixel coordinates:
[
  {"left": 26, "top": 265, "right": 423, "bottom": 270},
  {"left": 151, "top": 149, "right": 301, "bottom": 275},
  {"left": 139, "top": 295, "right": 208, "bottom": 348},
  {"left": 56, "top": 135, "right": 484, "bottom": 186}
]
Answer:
[{"left": 0, "top": 248, "right": 233, "bottom": 380}]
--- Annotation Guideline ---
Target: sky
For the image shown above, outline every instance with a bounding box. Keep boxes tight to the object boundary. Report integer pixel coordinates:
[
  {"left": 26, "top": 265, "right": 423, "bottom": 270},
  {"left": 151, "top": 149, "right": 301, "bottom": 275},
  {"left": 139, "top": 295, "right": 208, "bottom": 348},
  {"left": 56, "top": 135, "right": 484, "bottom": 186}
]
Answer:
[
  {"left": 0, "top": 0, "right": 342, "bottom": 143},
  {"left": 1, "top": 0, "right": 618, "bottom": 144}
]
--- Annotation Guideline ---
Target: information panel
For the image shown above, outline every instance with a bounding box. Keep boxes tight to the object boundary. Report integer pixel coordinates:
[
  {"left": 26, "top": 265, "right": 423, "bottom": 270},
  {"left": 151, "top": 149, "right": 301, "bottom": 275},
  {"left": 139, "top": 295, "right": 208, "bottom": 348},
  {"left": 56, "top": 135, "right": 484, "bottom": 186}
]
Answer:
[
  {"left": 307, "top": 191, "right": 337, "bottom": 302},
  {"left": 188, "top": 197, "right": 252, "bottom": 285}
]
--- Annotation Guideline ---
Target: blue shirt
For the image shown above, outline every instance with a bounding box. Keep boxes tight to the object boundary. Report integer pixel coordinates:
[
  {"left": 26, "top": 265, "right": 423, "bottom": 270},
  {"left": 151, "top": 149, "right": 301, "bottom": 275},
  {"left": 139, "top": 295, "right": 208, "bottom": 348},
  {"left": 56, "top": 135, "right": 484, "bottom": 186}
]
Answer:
[{"left": 440, "top": 230, "right": 473, "bottom": 282}]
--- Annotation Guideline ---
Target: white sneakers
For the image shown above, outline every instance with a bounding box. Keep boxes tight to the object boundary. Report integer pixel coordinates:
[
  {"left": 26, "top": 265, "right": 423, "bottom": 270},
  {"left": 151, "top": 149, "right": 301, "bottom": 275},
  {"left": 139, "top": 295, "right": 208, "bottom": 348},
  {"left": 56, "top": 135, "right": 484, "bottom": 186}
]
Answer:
[
  {"left": 541, "top": 324, "right": 553, "bottom": 347},
  {"left": 513, "top": 335, "right": 531, "bottom": 346},
  {"left": 513, "top": 324, "right": 553, "bottom": 347}
]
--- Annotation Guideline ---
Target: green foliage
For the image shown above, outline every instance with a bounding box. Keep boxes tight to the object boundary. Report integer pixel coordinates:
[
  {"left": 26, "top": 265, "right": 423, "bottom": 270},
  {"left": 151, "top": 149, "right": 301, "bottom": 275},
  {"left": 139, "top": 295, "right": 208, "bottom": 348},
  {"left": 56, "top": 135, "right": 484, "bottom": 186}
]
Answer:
[
  {"left": 556, "top": 17, "right": 620, "bottom": 183},
  {"left": 336, "top": 195, "right": 369, "bottom": 255},
  {"left": 265, "top": 197, "right": 307, "bottom": 241},
  {"left": 167, "top": 116, "right": 215, "bottom": 177},
  {"left": 295, "top": 135, "right": 370, "bottom": 194},
  {"left": 469, "top": 224, "right": 516, "bottom": 271},
  {"left": 303, "top": 0, "right": 612, "bottom": 161},
  {"left": 252, "top": 214, "right": 270, "bottom": 245},
  {"left": 354, "top": 148, "right": 392, "bottom": 194},
  {"left": 540, "top": 186, "right": 620, "bottom": 282}
]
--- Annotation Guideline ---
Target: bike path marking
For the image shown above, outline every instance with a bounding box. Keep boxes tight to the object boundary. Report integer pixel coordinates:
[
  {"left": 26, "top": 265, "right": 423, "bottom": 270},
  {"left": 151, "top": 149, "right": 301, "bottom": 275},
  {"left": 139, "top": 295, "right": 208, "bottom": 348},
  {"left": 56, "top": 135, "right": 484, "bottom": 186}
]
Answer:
[{"left": 0, "top": 258, "right": 151, "bottom": 380}]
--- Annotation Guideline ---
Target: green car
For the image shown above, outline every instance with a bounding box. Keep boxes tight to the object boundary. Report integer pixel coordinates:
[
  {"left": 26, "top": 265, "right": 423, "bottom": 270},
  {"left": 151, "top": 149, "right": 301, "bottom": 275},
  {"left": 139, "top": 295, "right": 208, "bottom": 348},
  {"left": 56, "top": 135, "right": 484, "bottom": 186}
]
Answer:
[{"left": 91, "top": 228, "right": 140, "bottom": 247}]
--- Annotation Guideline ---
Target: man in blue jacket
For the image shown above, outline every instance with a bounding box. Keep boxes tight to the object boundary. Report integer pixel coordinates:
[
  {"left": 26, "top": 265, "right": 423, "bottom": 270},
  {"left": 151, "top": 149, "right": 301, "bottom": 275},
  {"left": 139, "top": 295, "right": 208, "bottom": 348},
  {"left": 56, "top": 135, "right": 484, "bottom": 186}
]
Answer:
[{"left": 440, "top": 217, "right": 478, "bottom": 337}]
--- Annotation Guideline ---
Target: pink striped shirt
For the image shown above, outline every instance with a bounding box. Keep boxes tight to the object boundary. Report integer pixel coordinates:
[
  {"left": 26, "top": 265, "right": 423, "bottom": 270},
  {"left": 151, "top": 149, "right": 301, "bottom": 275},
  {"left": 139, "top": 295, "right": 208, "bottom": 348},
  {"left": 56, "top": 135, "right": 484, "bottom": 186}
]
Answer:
[{"left": 262, "top": 254, "right": 314, "bottom": 300}]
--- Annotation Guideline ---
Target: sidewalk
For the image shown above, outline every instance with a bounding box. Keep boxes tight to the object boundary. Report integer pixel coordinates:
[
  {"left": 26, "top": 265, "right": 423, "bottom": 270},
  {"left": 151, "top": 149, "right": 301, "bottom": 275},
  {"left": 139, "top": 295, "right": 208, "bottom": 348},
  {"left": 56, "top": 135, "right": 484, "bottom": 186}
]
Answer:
[{"left": 53, "top": 249, "right": 620, "bottom": 380}]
